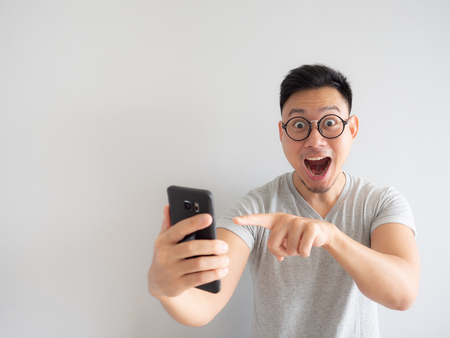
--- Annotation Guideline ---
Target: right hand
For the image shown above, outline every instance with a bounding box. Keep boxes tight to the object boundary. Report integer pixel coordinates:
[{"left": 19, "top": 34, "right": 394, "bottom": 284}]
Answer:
[{"left": 148, "top": 205, "right": 230, "bottom": 298}]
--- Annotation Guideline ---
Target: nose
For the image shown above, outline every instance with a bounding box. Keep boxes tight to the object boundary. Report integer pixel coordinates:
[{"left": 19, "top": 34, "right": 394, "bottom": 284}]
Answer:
[{"left": 304, "top": 121, "right": 326, "bottom": 148}]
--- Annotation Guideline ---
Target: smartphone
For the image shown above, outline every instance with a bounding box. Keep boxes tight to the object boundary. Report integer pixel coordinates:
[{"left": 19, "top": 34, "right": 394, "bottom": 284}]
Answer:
[{"left": 167, "top": 185, "right": 221, "bottom": 294}]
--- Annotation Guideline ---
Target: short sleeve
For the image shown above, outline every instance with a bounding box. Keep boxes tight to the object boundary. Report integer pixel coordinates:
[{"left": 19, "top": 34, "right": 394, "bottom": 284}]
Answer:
[
  {"left": 217, "top": 191, "right": 266, "bottom": 251},
  {"left": 370, "top": 187, "right": 416, "bottom": 237}
]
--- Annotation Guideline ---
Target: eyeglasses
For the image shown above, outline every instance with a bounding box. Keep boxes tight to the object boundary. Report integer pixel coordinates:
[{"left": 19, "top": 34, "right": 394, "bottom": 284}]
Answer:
[{"left": 281, "top": 114, "right": 349, "bottom": 141}]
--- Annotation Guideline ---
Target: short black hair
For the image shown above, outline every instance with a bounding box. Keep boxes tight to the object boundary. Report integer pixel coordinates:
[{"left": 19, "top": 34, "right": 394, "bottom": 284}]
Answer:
[{"left": 279, "top": 64, "right": 352, "bottom": 114}]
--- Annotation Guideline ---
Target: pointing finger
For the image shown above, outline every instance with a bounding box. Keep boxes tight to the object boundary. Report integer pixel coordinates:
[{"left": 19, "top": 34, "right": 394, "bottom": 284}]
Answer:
[{"left": 233, "top": 213, "right": 278, "bottom": 230}]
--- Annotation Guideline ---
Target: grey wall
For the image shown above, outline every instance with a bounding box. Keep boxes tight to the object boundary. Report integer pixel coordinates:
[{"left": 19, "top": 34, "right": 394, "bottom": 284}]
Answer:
[{"left": 1, "top": 0, "right": 449, "bottom": 337}]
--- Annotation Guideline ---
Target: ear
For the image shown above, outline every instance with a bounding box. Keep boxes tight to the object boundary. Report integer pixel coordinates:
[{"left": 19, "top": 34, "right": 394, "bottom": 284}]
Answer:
[
  {"left": 278, "top": 121, "right": 284, "bottom": 142},
  {"left": 348, "top": 115, "right": 359, "bottom": 139}
]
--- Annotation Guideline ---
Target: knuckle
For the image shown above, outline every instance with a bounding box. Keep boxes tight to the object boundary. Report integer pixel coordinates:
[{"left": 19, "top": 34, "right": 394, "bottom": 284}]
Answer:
[
  {"left": 154, "top": 245, "right": 171, "bottom": 264},
  {"left": 156, "top": 251, "right": 168, "bottom": 266},
  {"left": 266, "top": 238, "right": 276, "bottom": 249},
  {"left": 299, "top": 249, "right": 310, "bottom": 258},
  {"left": 286, "top": 247, "right": 298, "bottom": 256},
  {"left": 179, "top": 240, "right": 200, "bottom": 258},
  {"left": 193, "top": 257, "right": 207, "bottom": 271},
  {"left": 196, "top": 272, "right": 211, "bottom": 285},
  {"left": 307, "top": 225, "right": 319, "bottom": 238},
  {"left": 275, "top": 212, "right": 288, "bottom": 223},
  {"left": 154, "top": 235, "right": 166, "bottom": 250},
  {"left": 268, "top": 247, "right": 279, "bottom": 257},
  {"left": 293, "top": 217, "right": 304, "bottom": 228},
  {"left": 165, "top": 229, "right": 180, "bottom": 244},
  {"left": 183, "top": 240, "right": 196, "bottom": 255}
]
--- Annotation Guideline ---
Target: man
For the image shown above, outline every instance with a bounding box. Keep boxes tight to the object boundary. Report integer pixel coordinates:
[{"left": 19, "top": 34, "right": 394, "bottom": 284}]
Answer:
[{"left": 148, "top": 64, "right": 420, "bottom": 337}]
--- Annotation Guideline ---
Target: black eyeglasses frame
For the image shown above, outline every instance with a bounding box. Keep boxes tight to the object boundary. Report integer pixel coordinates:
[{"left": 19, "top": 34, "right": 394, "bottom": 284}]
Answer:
[{"left": 281, "top": 114, "right": 349, "bottom": 141}]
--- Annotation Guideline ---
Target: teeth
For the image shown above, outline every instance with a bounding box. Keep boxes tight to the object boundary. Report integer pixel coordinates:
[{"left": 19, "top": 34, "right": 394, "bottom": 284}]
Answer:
[{"left": 307, "top": 156, "right": 326, "bottom": 161}]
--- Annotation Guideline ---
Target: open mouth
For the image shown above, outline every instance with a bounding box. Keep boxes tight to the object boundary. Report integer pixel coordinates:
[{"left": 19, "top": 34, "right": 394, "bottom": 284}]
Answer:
[{"left": 304, "top": 156, "right": 331, "bottom": 177}]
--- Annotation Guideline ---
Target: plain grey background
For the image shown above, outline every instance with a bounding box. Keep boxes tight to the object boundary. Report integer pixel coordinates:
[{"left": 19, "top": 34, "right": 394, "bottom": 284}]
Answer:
[{"left": 1, "top": 0, "right": 449, "bottom": 337}]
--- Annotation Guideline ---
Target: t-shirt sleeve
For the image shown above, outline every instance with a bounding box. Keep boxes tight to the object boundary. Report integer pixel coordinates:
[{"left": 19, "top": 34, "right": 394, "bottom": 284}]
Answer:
[
  {"left": 217, "top": 191, "right": 265, "bottom": 251},
  {"left": 370, "top": 187, "right": 416, "bottom": 237}
]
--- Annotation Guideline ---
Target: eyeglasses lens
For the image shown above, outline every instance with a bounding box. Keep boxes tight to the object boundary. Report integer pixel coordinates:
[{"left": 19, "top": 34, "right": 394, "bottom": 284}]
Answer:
[
  {"left": 318, "top": 115, "right": 344, "bottom": 138},
  {"left": 286, "top": 115, "right": 344, "bottom": 140}
]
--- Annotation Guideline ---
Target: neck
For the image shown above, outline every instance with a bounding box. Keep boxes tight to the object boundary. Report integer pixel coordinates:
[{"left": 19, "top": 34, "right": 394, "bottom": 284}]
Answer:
[{"left": 293, "top": 171, "right": 346, "bottom": 218}]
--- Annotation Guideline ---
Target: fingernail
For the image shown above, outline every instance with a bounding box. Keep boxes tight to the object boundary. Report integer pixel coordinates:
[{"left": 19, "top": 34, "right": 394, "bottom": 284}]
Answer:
[
  {"left": 199, "top": 214, "right": 211, "bottom": 224},
  {"left": 218, "top": 241, "right": 228, "bottom": 254},
  {"left": 219, "top": 267, "right": 229, "bottom": 277}
]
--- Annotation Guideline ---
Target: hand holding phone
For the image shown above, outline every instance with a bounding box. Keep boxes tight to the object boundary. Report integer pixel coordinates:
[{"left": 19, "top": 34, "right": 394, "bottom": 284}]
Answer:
[{"left": 167, "top": 186, "right": 221, "bottom": 294}]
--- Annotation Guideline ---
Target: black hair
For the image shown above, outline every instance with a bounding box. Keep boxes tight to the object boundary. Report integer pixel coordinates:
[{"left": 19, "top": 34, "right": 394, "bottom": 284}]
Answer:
[{"left": 279, "top": 64, "right": 352, "bottom": 114}]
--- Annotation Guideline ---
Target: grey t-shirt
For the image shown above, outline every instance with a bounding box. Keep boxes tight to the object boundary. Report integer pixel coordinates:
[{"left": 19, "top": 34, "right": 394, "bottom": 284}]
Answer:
[{"left": 217, "top": 172, "right": 415, "bottom": 338}]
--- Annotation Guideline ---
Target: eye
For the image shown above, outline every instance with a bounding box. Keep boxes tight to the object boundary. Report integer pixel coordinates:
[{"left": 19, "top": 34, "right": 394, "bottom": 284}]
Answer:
[
  {"left": 293, "top": 120, "right": 307, "bottom": 129},
  {"left": 321, "top": 116, "right": 340, "bottom": 129},
  {"left": 324, "top": 118, "right": 337, "bottom": 127}
]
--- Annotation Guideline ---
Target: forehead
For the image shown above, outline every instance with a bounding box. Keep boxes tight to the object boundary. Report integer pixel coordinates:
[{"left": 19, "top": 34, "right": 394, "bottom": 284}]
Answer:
[{"left": 281, "top": 87, "right": 349, "bottom": 119}]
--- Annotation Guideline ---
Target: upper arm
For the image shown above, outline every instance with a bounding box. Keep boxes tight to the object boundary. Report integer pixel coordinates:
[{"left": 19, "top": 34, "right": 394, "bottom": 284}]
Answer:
[
  {"left": 213, "top": 228, "right": 250, "bottom": 307},
  {"left": 371, "top": 223, "right": 420, "bottom": 283}
]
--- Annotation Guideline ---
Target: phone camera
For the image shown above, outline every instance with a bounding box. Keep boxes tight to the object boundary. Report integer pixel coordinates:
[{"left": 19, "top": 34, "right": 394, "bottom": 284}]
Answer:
[
  {"left": 194, "top": 202, "right": 200, "bottom": 213},
  {"left": 183, "top": 201, "right": 193, "bottom": 211}
]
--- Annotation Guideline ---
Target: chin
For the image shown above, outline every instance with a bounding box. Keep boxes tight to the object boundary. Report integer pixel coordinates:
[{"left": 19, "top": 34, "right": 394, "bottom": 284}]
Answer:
[
  {"left": 296, "top": 169, "right": 340, "bottom": 195},
  {"left": 301, "top": 179, "right": 333, "bottom": 194}
]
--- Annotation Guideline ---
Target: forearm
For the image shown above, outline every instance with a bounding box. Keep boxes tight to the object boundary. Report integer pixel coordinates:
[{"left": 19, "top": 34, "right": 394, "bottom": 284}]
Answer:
[
  {"left": 156, "top": 288, "right": 221, "bottom": 327},
  {"left": 324, "top": 226, "right": 420, "bottom": 310},
  {"left": 149, "top": 224, "right": 249, "bottom": 326}
]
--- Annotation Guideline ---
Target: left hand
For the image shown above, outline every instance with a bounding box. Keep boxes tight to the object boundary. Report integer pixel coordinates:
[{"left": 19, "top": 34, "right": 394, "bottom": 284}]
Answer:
[{"left": 233, "top": 212, "right": 336, "bottom": 261}]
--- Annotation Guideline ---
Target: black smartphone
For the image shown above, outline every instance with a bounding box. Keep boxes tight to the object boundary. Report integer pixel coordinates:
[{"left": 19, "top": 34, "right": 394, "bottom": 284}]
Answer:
[{"left": 167, "top": 185, "right": 221, "bottom": 294}]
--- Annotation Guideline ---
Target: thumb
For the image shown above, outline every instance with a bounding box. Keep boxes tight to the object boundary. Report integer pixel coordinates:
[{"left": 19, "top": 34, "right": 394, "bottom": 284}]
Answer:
[{"left": 160, "top": 205, "right": 172, "bottom": 234}]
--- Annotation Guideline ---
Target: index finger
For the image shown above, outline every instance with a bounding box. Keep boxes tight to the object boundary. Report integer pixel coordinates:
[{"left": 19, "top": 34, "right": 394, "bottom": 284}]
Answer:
[
  {"left": 166, "top": 213, "right": 213, "bottom": 244},
  {"left": 233, "top": 213, "right": 277, "bottom": 230}
]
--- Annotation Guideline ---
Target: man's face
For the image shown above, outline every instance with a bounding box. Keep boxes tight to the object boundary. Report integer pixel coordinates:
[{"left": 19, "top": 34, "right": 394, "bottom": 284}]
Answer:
[{"left": 279, "top": 86, "right": 358, "bottom": 195}]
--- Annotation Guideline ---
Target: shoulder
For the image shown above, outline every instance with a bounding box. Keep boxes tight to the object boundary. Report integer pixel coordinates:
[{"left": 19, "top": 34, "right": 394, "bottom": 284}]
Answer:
[
  {"left": 344, "top": 172, "right": 415, "bottom": 234},
  {"left": 345, "top": 172, "right": 402, "bottom": 202},
  {"left": 217, "top": 174, "right": 293, "bottom": 251}
]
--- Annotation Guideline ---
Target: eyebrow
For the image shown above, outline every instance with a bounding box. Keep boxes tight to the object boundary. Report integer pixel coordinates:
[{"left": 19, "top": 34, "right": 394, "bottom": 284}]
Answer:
[{"left": 287, "top": 105, "right": 341, "bottom": 117}]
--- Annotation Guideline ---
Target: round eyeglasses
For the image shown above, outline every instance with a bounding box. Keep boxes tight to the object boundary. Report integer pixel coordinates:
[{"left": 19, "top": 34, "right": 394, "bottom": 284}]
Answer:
[{"left": 281, "top": 114, "right": 349, "bottom": 141}]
